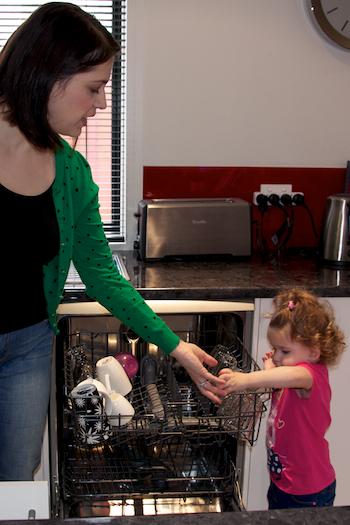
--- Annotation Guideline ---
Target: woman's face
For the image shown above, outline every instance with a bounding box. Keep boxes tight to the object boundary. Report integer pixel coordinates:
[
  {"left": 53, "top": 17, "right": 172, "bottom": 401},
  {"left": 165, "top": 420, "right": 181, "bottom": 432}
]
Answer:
[{"left": 48, "top": 57, "right": 114, "bottom": 138}]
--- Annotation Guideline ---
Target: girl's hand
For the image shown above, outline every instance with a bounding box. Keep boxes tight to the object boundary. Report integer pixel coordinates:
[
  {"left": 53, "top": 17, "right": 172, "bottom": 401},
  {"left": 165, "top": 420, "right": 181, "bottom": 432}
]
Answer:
[
  {"left": 171, "top": 340, "right": 226, "bottom": 404},
  {"left": 263, "top": 351, "right": 276, "bottom": 370},
  {"left": 218, "top": 368, "right": 248, "bottom": 394}
]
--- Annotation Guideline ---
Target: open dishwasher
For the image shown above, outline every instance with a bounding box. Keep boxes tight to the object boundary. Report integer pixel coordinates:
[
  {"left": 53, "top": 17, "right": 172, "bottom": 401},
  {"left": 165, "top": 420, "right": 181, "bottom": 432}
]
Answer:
[{"left": 50, "top": 300, "right": 269, "bottom": 518}]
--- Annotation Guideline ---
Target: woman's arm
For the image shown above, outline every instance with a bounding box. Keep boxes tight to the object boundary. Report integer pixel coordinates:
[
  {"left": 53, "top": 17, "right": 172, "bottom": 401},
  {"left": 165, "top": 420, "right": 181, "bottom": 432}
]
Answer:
[
  {"left": 219, "top": 365, "right": 313, "bottom": 393},
  {"left": 68, "top": 153, "right": 226, "bottom": 403}
]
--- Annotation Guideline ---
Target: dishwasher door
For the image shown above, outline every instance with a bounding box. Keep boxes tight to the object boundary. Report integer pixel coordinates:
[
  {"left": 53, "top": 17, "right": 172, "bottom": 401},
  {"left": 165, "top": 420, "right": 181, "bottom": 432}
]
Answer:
[{"left": 50, "top": 301, "right": 268, "bottom": 518}]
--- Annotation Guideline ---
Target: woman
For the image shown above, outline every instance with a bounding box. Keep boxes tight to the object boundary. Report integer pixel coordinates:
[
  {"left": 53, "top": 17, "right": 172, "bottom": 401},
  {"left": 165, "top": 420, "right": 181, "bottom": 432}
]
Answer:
[{"left": 0, "top": 2, "right": 224, "bottom": 481}]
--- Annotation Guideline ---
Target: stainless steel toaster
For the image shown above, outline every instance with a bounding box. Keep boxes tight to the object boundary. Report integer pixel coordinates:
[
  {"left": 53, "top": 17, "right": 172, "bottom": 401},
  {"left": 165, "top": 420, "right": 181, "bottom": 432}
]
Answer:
[{"left": 135, "top": 198, "right": 251, "bottom": 260}]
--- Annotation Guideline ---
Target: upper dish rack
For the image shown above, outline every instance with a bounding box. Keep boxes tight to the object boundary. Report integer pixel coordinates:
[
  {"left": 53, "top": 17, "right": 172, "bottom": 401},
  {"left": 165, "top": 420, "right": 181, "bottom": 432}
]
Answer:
[{"left": 64, "top": 335, "right": 270, "bottom": 447}]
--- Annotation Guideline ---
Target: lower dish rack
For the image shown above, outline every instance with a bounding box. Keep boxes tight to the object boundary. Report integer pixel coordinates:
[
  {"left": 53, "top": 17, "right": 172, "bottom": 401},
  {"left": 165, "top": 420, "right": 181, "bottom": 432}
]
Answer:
[{"left": 63, "top": 436, "right": 236, "bottom": 499}]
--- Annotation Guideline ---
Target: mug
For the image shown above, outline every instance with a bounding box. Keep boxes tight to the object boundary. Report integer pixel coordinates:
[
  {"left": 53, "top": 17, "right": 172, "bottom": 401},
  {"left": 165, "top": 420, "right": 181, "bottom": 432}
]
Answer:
[
  {"left": 72, "top": 378, "right": 110, "bottom": 401},
  {"left": 96, "top": 356, "right": 132, "bottom": 396},
  {"left": 70, "top": 382, "right": 111, "bottom": 445},
  {"left": 106, "top": 392, "right": 135, "bottom": 427}
]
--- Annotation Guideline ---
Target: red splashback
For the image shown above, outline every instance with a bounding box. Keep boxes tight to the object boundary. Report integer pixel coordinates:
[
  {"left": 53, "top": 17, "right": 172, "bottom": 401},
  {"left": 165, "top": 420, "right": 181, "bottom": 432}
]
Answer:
[{"left": 143, "top": 166, "right": 345, "bottom": 251}]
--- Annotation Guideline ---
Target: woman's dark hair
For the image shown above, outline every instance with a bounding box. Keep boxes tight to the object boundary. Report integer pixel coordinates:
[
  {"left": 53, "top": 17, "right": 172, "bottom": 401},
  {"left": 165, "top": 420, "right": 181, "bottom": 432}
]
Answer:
[{"left": 0, "top": 2, "right": 120, "bottom": 150}]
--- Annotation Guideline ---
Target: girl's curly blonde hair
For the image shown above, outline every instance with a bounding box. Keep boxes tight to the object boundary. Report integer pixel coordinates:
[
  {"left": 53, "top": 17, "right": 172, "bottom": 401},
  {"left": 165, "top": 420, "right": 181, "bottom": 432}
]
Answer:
[{"left": 269, "top": 288, "right": 345, "bottom": 366}]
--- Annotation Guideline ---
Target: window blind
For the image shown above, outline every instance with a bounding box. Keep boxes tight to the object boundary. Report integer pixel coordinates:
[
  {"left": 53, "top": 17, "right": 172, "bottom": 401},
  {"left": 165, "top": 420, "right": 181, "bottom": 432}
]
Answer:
[{"left": 0, "top": 0, "right": 126, "bottom": 242}]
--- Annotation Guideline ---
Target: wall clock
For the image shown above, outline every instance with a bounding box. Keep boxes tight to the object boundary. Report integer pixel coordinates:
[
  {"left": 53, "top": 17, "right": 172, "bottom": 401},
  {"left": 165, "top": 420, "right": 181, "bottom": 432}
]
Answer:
[{"left": 307, "top": 0, "right": 350, "bottom": 49}]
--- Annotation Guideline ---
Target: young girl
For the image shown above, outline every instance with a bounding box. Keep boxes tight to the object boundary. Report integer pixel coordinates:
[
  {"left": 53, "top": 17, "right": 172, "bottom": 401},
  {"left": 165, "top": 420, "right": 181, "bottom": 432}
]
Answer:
[{"left": 219, "top": 288, "right": 345, "bottom": 509}]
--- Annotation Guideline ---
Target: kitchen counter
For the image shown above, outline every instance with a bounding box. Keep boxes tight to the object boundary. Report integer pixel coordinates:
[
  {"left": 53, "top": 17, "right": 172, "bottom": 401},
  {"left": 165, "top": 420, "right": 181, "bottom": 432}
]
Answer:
[
  {"left": 3, "top": 506, "right": 350, "bottom": 525},
  {"left": 52, "top": 253, "right": 350, "bottom": 522},
  {"left": 64, "top": 251, "right": 350, "bottom": 302}
]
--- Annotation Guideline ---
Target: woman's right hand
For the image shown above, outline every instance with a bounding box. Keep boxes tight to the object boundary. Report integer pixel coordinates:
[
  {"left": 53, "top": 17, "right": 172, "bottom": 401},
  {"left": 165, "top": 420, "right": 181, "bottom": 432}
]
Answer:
[{"left": 170, "top": 340, "right": 226, "bottom": 404}]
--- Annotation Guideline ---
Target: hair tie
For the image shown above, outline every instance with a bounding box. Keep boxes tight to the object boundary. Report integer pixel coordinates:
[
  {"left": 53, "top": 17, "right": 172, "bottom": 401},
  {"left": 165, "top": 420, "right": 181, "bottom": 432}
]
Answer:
[{"left": 288, "top": 300, "right": 296, "bottom": 311}]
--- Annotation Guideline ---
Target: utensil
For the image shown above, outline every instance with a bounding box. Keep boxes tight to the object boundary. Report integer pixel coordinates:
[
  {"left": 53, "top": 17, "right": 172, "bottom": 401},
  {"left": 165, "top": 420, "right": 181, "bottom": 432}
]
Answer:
[
  {"left": 125, "top": 329, "right": 139, "bottom": 357},
  {"left": 164, "top": 358, "right": 182, "bottom": 417},
  {"left": 140, "top": 356, "right": 165, "bottom": 420}
]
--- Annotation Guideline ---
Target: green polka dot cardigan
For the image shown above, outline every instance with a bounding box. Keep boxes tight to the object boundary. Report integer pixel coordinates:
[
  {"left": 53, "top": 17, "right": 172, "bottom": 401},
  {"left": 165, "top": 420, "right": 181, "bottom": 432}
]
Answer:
[{"left": 43, "top": 139, "right": 180, "bottom": 354}]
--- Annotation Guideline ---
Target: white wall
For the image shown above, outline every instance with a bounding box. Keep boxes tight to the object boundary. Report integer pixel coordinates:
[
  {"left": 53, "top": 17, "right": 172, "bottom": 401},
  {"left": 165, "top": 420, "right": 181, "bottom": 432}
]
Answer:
[{"left": 122, "top": 0, "right": 350, "bottom": 248}]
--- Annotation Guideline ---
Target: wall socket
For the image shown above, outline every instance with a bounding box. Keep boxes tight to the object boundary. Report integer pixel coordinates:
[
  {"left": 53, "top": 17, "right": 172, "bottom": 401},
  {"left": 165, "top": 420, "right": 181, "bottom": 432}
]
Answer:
[
  {"left": 253, "top": 184, "right": 304, "bottom": 206},
  {"left": 260, "top": 184, "right": 292, "bottom": 195}
]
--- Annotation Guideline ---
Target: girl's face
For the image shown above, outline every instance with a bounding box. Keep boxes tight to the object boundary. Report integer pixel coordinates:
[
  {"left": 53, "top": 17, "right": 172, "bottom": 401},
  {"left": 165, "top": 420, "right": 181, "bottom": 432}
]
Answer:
[
  {"left": 267, "top": 326, "right": 320, "bottom": 367},
  {"left": 47, "top": 58, "right": 114, "bottom": 138}
]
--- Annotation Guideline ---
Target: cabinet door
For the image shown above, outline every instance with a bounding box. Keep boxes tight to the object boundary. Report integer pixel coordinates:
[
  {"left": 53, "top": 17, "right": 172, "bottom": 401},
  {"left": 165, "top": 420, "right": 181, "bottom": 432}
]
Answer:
[
  {"left": 0, "top": 481, "right": 49, "bottom": 519},
  {"left": 242, "top": 298, "right": 271, "bottom": 511},
  {"left": 243, "top": 297, "right": 350, "bottom": 510}
]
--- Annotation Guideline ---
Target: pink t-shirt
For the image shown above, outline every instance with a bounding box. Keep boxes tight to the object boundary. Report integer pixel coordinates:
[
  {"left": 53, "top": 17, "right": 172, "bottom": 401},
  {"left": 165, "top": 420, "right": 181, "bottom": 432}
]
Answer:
[{"left": 266, "top": 362, "right": 335, "bottom": 495}]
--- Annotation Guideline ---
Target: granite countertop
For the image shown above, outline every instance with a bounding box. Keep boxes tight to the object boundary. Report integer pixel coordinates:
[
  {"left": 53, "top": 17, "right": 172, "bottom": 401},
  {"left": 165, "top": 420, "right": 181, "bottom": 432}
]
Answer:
[
  {"left": 63, "top": 251, "right": 350, "bottom": 302},
  {"left": 3, "top": 506, "right": 350, "bottom": 525},
  {"left": 121, "top": 251, "right": 350, "bottom": 300}
]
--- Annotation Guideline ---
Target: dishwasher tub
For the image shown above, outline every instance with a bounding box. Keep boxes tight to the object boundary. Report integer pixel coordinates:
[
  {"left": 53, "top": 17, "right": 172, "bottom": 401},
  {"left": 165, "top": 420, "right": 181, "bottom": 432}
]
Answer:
[{"left": 51, "top": 302, "right": 269, "bottom": 518}]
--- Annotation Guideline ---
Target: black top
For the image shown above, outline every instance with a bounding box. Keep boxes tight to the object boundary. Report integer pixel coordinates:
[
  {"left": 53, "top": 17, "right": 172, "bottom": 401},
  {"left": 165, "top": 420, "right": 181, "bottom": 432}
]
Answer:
[{"left": 0, "top": 183, "right": 60, "bottom": 333}]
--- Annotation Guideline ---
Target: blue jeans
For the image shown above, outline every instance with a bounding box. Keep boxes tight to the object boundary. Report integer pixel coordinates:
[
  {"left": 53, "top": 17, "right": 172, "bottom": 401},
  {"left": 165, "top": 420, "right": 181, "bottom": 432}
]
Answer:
[
  {"left": 267, "top": 480, "right": 336, "bottom": 509},
  {"left": 0, "top": 320, "right": 53, "bottom": 480}
]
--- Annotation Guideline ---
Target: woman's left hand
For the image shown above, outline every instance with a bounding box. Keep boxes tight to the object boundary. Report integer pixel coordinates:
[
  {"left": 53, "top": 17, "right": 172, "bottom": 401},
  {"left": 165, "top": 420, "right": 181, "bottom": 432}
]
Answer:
[{"left": 171, "top": 340, "right": 226, "bottom": 404}]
